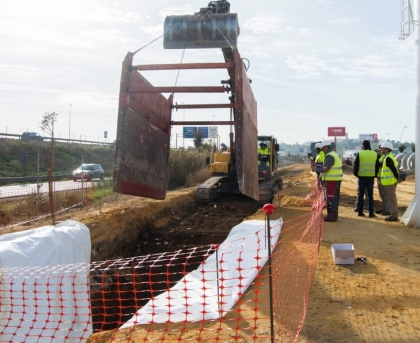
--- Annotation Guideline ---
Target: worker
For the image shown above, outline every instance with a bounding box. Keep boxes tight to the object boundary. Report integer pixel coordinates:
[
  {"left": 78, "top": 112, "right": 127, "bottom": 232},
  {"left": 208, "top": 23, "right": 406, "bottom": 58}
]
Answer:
[
  {"left": 258, "top": 142, "right": 270, "bottom": 166},
  {"left": 314, "top": 142, "right": 324, "bottom": 186},
  {"left": 353, "top": 140, "right": 379, "bottom": 217},
  {"left": 375, "top": 141, "right": 391, "bottom": 216},
  {"left": 379, "top": 141, "right": 399, "bottom": 222},
  {"left": 316, "top": 140, "right": 343, "bottom": 222}
]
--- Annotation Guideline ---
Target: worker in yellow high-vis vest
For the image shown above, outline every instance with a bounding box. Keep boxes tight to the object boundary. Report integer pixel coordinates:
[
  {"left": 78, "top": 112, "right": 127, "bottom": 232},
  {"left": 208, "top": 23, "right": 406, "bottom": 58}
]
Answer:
[
  {"left": 375, "top": 141, "right": 391, "bottom": 216},
  {"left": 353, "top": 140, "right": 379, "bottom": 218},
  {"left": 379, "top": 141, "right": 400, "bottom": 222},
  {"left": 316, "top": 140, "right": 343, "bottom": 222}
]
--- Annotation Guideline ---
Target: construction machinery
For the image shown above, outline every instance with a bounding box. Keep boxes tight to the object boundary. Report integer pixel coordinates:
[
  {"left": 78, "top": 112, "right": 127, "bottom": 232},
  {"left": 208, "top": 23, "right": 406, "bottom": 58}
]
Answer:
[
  {"left": 113, "top": 1, "right": 282, "bottom": 204},
  {"left": 196, "top": 135, "right": 282, "bottom": 203}
]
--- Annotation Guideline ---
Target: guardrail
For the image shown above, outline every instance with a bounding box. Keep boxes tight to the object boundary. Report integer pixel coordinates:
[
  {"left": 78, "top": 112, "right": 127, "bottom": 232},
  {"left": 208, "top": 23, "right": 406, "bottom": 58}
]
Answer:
[
  {"left": 0, "top": 172, "right": 112, "bottom": 185},
  {"left": 0, "top": 133, "right": 114, "bottom": 147}
]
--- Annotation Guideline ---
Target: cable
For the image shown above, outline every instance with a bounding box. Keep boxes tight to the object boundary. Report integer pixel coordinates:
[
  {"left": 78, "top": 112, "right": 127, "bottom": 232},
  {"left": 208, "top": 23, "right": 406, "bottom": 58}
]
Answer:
[
  {"left": 242, "top": 58, "right": 250, "bottom": 71},
  {"left": 132, "top": 35, "right": 163, "bottom": 56}
]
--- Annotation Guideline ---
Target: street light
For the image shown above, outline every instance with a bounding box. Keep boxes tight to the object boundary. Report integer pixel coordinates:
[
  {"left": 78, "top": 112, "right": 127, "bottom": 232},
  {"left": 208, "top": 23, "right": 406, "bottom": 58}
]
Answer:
[
  {"left": 384, "top": 133, "right": 390, "bottom": 140},
  {"left": 69, "top": 104, "right": 72, "bottom": 141},
  {"left": 399, "top": 126, "right": 409, "bottom": 146}
]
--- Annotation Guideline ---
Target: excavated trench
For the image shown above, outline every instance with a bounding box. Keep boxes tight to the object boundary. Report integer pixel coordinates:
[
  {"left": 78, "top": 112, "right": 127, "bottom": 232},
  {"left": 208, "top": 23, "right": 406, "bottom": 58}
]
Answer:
[{"left": 88, "top": 192, "right": 263, "bottom": 331}]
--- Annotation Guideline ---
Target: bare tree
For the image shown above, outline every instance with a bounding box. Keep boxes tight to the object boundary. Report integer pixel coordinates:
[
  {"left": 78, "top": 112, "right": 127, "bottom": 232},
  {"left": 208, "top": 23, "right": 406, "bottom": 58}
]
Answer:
[{"left": 40, "top": 112, "right": 59, "bottom": 224}]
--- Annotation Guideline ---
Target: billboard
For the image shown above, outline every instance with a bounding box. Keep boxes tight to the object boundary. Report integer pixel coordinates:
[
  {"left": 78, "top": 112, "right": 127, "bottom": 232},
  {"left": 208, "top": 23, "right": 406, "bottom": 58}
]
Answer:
[
  {"left": 359, "top": 133, "right": 378, "bottom": 142},
  {"left": 209, "top": 126, "right": 218, "bottom": 138},
  {"left": 183, "top": 127, "right": 197, "bottom": 138},
  {"left": 198, "top": 127, "right": 209, "bottom": 139},
  {"left": 328, "top": 127, "right": 346, "bottom": 137}
]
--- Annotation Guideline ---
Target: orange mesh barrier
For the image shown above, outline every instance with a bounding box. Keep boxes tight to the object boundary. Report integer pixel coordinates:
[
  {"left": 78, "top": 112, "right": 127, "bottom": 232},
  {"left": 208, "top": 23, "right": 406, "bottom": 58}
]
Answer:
[{"left": 0, "top": 186, "right": 325, "bottom": 343}]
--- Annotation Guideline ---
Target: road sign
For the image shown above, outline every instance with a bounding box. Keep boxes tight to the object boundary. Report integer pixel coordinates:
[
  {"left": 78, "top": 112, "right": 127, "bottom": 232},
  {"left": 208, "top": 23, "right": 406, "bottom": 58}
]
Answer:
[
  {"left": 198, "top": 127, "right": 208, "bottom": 138},
  {"left": 209, "top": 126, "right": 218, "bottom": 138},
  {"left": 359, "top": 133, "right": 378, "bottom": 142},
  {"left": 20, "top": 153, "right": 28, "bottom": 164},
  {"left": 183, "top": 127, "right": 197, "bottom": 138},
  {"left": 328, "top": 127, "right": 346, "bottom": 137},
  {"left": 104, "top": 131, "right": 108, "bottom": 139}
]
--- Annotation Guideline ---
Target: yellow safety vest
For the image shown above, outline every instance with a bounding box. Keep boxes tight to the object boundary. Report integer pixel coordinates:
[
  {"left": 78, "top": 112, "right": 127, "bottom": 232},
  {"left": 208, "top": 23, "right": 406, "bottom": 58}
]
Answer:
[
  {"left": 315, "top": 151, "right": 325, "bottom": 163},
  {"left": 258, "top": 147, "right": 269, "bottom": 154},
  {"left": 358, "top": 150, "right": 377, "bottom": 177},
  {"left": 380, "top": 153, "right": 398, "bottom": 186},
  {"left": 324, "top": 151, "right": 343, "bottom": 181},
  {"left": 376, "top": 154, "right": 384, "bottom": 177}
]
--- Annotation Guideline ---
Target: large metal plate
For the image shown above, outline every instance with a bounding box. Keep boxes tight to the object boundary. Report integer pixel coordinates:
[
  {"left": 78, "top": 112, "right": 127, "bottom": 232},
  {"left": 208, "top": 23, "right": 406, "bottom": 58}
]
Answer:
[
  {"left": 223, "top": 49, "right": 259, "bottom": 201},
  {"left": 114, "top": 53, "right": 172, "bottom": 199}
]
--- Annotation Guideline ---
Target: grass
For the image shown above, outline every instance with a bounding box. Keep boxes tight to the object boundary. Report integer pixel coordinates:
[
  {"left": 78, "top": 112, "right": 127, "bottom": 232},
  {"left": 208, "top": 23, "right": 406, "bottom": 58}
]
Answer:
[{"left": 0, "top": 146, "right": 213, "bottom": 226}]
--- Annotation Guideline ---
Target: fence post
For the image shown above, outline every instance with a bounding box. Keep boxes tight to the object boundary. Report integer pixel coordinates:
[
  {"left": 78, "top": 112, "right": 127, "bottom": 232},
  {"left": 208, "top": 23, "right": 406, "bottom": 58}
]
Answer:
[{"left": 263, "top": 203, "right": 275, "bottom": 343}]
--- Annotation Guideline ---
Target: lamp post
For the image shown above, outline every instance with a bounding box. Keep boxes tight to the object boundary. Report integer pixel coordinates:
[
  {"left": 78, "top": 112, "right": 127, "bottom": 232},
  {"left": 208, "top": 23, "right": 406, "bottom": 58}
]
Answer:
[
  {"left": 384, "top": 133, "right": 390, "bottom": 140},
  {"left": 69, "top": 104, "right": 72, "bottom": 141},
  {"left": 399, "top": 126, "right": 409, "bottom": 147}
]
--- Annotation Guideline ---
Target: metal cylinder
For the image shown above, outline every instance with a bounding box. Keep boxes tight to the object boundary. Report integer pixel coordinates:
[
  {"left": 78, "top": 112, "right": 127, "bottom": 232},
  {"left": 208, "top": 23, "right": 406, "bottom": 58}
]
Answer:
[{"left": 163, "top": 13, "right": 240, "bottom": 49}]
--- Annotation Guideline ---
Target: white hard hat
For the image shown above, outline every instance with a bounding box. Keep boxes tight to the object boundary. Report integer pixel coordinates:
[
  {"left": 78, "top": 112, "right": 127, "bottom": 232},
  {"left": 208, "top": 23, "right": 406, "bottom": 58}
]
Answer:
[
  {"left": 315, "top": 142, "right": 322, "bottom": 149},
  {"left": 381, "top": 141, "right": 393, "bottom": 150},
  {"left": 320, "top": 140, "right": 332, "bottom": 148},
  {"left": 378, "top": 140, "right": 384, "bottom": 147}
]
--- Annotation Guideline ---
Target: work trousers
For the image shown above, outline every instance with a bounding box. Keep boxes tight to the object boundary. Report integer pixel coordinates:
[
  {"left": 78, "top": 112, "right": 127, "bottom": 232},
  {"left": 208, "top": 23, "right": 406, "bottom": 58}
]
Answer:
[
  {"left": 356, "top": 178, "right": 374, "bottom": 215},
  {"left": 377, "top": 178, "right": 390, "bottom": 213},
  {"left": 383, "top": 183, "right": 398, "bottom": 217},
  {"left": 324, "top": 180, "right": 341, "bottom": 221}
]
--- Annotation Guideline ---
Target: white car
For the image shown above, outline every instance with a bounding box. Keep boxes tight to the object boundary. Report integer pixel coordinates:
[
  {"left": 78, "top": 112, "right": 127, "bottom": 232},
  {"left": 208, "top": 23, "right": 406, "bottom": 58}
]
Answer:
[{"left": 73, "top": 164, "right": 104, "bottom": 181}]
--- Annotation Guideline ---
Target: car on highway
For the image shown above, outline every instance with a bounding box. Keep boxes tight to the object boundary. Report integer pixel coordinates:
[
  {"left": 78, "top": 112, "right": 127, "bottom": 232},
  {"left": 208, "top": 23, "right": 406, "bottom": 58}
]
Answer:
[
  {"left": 72, "top": 164, "right": 104, "bottom": 181},
  {"left": 21, "top": 132, "right": 44, "bottom": 141}
]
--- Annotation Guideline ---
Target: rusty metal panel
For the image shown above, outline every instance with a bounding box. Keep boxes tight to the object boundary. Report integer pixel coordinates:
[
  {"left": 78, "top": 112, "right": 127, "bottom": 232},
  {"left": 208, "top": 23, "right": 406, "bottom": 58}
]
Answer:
[
  {"left": 232, "top": 49, "right": 259, "bottom": 201},
  {"left": 114, "top": 52, "right": 172, "bottom": 199}
]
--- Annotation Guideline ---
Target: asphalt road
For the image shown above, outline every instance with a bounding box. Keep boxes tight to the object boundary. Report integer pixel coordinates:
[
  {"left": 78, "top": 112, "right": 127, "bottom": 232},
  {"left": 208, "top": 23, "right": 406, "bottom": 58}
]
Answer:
[{"left": 0, "top": 179, "right": 98, "bottom": 199}]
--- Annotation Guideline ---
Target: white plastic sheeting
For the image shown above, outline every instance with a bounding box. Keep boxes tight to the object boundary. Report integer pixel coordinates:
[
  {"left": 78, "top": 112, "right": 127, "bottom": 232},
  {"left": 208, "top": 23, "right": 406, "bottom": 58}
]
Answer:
[
  {"left": 121, "top": 218, "right": 283, "bottom": 328},
  {"left": 0, "top": 220, "right": 92, "bottom": 343}
]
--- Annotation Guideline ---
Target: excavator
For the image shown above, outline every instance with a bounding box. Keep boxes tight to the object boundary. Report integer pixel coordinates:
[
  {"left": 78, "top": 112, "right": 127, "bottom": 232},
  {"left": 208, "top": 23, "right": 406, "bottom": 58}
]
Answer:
[
  {"left": 196, "top": 135, "right": 282, "bottom": 203},
  {"left": 113, "top": 1, "right": 282, "bottom": 204}
]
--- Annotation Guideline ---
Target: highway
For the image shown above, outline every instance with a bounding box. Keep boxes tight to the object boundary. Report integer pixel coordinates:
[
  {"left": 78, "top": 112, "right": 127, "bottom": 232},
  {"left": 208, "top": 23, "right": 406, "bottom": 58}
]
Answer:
[{"left": 0, "top": 180, "right": 97, "bottom": 199}]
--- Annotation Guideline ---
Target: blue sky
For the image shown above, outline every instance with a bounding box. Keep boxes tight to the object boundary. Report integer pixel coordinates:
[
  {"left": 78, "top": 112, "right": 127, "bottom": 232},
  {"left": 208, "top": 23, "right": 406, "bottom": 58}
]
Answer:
[{"left": 0, "top": 0, "right": 416, "bottom": 147}]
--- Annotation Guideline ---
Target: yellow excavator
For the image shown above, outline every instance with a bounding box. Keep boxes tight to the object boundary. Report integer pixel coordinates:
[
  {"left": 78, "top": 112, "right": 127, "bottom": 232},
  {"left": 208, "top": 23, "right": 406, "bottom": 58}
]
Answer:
[{"left": 196, "top": 135, "right": 282, "bottom": 204}]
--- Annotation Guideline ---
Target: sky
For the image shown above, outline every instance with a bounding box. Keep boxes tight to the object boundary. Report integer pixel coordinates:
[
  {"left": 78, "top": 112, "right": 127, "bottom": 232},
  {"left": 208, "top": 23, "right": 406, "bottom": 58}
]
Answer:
[{"left": 0, "top": 0, "right": 417, "bottom": 147}]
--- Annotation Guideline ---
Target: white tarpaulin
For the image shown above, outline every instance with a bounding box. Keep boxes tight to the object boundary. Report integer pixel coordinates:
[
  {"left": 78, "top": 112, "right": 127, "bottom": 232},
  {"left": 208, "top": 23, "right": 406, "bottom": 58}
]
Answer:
[
  {"left": 0, "top": 220, "right": 92, "bottom": 343},
  {"left": 121, "top": 218, "right": 283, "bottom": 327}
]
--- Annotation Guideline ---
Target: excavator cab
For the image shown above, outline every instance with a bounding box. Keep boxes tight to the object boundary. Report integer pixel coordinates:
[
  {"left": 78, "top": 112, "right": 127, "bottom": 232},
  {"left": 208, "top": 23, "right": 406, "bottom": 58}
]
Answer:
[{"left": 257, "top": 136, "right": 279, "bottom": 180}]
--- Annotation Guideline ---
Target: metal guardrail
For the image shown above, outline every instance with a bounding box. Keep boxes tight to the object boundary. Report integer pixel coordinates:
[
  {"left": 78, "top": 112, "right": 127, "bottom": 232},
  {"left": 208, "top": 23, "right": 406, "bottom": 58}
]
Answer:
[
  {"left": 0, "top": 133, "right": 114, "bottom": 147},
  {"left": 0, "top": 172, "right": 112, "bottom": 185}
]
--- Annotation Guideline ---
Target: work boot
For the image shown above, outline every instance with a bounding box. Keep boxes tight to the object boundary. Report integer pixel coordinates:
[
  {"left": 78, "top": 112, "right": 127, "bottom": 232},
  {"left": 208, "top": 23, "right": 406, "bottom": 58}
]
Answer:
[
  {"left": 375, "top": 210, "right": 383, "bottom": 214},
  {"left": 368, "top": 213, "right": 376, "bottom": 218},
  {"left": 358, "top": 213, "right": 365, "bottom": 217},
  {"left": 385, "top": 215, "right": 398, "bottom": 222},
  {"left": 380, "top": 211, "right": 391, "bottom": 216}
]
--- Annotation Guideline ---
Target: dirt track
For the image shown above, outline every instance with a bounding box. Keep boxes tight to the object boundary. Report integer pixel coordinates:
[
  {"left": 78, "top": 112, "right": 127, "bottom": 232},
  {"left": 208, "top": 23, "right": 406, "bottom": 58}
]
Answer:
[{"left": 5, "top": 163, "right": 420, "bottom": 342}]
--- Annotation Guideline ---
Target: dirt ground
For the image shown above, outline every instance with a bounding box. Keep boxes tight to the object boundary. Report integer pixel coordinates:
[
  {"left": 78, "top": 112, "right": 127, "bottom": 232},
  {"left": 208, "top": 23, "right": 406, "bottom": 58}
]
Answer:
[{"left": 4, "top": 163, "right": 419, "bottom": 342}]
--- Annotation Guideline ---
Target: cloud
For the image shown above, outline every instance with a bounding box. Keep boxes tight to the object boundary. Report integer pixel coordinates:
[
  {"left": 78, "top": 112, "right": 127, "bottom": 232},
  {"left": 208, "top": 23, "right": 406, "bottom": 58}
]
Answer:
[
  {"left": 242, "top": 13, "right": 287, "bottom": 33},
  {"left": 329, "top": 18, "right": 360, "bottom": 26},
  {"left": 80, "top": 28, "right": 133, "bottom": 43},
  {"left": 159, "top": 5, "right": 197, "bottom": 18},
  {"left": 285, "top": 53, "right": 410, "bottom": 79}
]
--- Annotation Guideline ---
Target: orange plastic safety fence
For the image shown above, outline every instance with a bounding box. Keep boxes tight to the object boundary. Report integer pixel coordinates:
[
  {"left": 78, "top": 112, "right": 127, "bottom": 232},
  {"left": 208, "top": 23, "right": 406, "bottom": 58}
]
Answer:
[{"left": 0, "top": 185, "right": 325, "bottom": 343}]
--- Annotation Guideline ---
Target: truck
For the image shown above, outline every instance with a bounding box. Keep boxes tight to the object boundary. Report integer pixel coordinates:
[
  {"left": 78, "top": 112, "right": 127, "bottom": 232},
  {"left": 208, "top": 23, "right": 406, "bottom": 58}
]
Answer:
[{"left": 113, "top": 1, "right": 281, "bottom": 204}]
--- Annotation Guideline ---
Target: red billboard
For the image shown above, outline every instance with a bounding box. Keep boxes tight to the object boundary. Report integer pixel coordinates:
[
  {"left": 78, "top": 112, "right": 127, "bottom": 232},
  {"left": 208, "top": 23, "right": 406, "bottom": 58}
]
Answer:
[{"left": 328, "top": 127, "right": 346, "bottom": 137}]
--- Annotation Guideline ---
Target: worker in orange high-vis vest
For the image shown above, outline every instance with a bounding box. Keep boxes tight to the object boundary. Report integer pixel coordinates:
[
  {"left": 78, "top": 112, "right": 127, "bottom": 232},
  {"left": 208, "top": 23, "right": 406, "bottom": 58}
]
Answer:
[
  {"left": 316, "top": 140, "right": 343, "bottom": 222},
  {"left": 379, "top": 141, "right": 400, "bottom": 222}
]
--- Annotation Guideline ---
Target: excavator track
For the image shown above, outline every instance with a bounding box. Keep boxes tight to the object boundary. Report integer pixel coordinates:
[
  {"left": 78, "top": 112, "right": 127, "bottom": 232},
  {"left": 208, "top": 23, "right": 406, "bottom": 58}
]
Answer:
[
  {"left": 196, "top": 176, "right": 239, "bottom": 204},
  {"left": 258, "top": 176, "right": 283, "bottom": 203}
]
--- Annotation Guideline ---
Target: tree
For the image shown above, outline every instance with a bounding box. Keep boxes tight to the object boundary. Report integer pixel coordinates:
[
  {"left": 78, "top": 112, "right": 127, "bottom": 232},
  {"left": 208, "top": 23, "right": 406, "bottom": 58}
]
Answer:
[
  {"left": 398, "top": 144, "right": 407, "bottom": 153},
  {"left": 40, "top": 112, "right": 59, "bottom": 225},
  {"left": 193, "top": 131, "right": 203, "bottom": 149}
]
